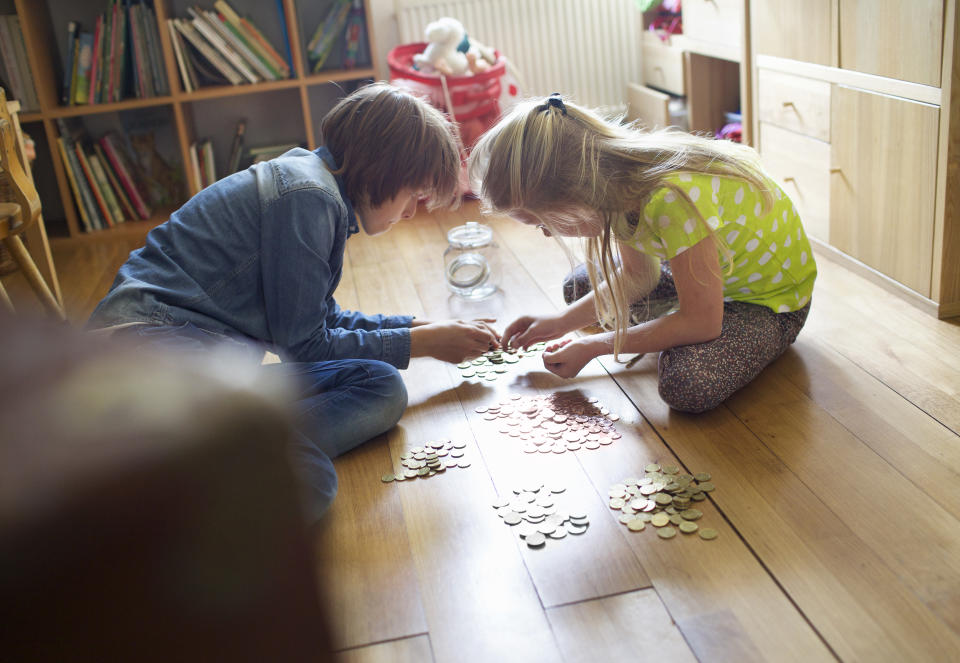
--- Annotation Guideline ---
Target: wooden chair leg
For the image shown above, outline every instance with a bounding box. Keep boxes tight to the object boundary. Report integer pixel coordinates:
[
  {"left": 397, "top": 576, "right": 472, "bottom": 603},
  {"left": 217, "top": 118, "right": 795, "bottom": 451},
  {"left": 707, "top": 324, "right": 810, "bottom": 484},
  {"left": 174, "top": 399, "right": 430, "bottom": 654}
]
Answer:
[
  {"left": 0, "top": 278, "right": 14, "bottom": 313},
  {"left": 3, "top": 236, "right": 65, "bottom": 320}
]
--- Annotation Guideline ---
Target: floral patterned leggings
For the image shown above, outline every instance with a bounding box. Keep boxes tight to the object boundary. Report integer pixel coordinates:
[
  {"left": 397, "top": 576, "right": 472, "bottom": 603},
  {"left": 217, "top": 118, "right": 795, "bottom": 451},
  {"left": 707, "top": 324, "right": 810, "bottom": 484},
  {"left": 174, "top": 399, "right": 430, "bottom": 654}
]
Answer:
[{"left": 563, "top": 261, "right": 811, "bottom": 413}]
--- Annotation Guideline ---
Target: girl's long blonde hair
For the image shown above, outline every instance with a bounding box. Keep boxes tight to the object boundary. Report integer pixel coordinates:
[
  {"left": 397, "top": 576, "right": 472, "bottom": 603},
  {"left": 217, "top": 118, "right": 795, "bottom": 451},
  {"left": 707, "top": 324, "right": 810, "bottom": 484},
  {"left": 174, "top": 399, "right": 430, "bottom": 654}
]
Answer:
[{"left": 467, "top": 96, "right": 773, "bottom": 358}]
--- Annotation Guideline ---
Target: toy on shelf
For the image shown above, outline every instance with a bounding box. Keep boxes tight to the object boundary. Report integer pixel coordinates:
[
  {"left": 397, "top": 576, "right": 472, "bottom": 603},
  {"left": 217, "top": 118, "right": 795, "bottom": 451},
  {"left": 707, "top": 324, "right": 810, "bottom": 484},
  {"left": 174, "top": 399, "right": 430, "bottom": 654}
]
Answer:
[{"left": 412, "top": 17, "right": 496, "bottom": 76}]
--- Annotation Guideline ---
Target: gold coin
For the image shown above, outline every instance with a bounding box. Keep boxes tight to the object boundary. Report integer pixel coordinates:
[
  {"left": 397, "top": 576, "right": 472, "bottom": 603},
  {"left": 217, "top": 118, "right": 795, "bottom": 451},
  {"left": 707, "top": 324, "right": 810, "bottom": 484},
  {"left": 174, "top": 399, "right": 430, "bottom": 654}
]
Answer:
[
  {"left": 663, "top": 465, "right": 680, "bottom": 474},
  {"left": 645, "top": 463, "right": 660, "bottom": 473},
  {"left": 669, "top": 514, "right": 683, "bottom": 525},
  {"left": 694, "top": 472, "right": 711, "bottom": 482},
  {"left": 609, "top": 498, "right": 626, "bottom": 509},
  {"left": 680, "top": 509, "right": 702, "bottom": 520},
  {"left": 650, "top": 513, "right": 670, "bottom": 527},
  {"left": 679, "top": 521, "right": 698, "bottom": 534},
  {"left": 653, "top": 493, "right": 672, "bottom": 506},
  {"left": 699, "top": 528, "right": 718, "bottom": 540},
  {"left": 698, "top": 482, "right": 715, "bottom": 492},
  {"left": 657, "top": 526, "right": 677, "bottom": 539},
  {"left": 627, "top": 518, "right": 645, "bottom": 532},
  {"left": 381, "top": 473, "right": 395, "bottom": 483}
]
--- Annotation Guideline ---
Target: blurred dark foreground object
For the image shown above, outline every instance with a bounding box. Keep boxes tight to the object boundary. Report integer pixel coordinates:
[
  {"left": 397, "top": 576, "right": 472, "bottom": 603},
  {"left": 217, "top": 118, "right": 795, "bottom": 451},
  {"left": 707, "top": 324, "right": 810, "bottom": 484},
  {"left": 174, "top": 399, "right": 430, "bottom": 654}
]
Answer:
[{"left": 0, "top": 314, "right": 334, "bottom": 662}]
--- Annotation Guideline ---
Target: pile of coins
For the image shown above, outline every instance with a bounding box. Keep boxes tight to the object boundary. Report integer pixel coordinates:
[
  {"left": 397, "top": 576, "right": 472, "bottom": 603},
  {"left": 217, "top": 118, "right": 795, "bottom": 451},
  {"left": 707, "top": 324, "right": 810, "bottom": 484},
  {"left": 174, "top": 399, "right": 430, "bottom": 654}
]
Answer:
[
  {"left": 608, "top": 464, "right": 718, "bottom": 541},
  {"left": 476, "top": 392, "right": 621, "bottom": 454},
  {"left": 456, "top": 342, "right": 547, "bottom": 382},
  {"left": 381, "top": 440, "right": 470, "bottom": 482},
  {"left": 492, "top": 481, "right": 589, "bottom": 548}
]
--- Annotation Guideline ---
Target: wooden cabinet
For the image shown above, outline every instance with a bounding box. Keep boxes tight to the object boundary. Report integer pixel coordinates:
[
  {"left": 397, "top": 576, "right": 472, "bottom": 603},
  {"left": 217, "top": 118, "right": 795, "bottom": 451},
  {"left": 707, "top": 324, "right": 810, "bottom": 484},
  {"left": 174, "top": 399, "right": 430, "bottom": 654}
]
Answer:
[
  {"left": 682, "top": 0, "right": 743, "bottom": 53},
  {"left": 633, "top": 0, "right": 750, "bottom": 140},
  {"left": 752, "top": 0, "right": 960, "bottom": 317},
  {"left": 752, "top": 0, "right": 834, "bottom": 66},
  {"left": 839, "top": 0, "right": 943, "bottom": 86},
  {"left": 830, "top": 88, "right": 939, "bottom": 296}
]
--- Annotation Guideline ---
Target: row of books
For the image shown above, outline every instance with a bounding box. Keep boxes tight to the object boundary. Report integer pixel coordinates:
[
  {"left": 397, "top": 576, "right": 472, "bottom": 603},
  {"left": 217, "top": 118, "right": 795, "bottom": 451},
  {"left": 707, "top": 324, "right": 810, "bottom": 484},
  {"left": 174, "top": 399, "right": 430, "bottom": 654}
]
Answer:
[
  {"left": 189, "top": 119, "right": 301, "bottom": 191},
  {"left": 168, "top": 2, "right": 292, "bottom": 92},
  {"left": 63, "top": 1, "right": 169, "bottom": 106},
  {"left": 0, "top": 15, "right": 40, "bottom": 112},
  {"left": 307, "top": 0, "right": 368, "bottom": 72},
  {"left": 55, "top": 120, "right": 154, "bottom": 232}
]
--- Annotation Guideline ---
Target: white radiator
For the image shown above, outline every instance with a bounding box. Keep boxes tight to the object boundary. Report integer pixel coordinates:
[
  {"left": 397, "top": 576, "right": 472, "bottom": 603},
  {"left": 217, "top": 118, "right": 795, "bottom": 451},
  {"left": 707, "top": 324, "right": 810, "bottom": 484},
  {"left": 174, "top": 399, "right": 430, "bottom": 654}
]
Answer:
[{"left": 395, "top": 0, "right": 641, "bottom": 110}]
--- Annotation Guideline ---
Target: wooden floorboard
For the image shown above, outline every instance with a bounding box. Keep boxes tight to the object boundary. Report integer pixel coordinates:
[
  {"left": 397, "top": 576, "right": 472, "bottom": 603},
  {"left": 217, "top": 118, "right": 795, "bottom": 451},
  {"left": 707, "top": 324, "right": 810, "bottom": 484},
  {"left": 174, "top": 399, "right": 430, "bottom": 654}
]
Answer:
[{"left": 14, "top": 201, "right": 960, "bottom": 662}]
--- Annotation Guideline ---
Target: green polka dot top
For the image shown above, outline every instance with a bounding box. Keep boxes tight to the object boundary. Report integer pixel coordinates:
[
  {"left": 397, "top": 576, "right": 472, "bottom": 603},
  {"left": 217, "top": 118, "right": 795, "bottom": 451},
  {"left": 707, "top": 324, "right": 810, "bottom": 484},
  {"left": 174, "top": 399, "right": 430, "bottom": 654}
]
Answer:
[{"left": 614, "top": 172, "right": 817, "bottom": 313}]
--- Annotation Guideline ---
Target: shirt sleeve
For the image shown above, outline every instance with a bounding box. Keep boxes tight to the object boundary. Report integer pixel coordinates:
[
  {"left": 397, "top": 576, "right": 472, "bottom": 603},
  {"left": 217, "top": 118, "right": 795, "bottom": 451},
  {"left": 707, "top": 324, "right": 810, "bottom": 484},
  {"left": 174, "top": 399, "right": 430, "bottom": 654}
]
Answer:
[{"left": 260, "top": 188, "right": 412, "bottom": 368}]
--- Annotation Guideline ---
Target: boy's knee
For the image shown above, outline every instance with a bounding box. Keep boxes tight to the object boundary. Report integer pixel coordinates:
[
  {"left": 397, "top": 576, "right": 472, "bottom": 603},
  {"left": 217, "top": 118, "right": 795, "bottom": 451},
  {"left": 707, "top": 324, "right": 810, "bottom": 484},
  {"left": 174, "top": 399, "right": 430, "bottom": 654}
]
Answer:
[{"left": 368, "top": 361, "right": 407, "bottom": 425}]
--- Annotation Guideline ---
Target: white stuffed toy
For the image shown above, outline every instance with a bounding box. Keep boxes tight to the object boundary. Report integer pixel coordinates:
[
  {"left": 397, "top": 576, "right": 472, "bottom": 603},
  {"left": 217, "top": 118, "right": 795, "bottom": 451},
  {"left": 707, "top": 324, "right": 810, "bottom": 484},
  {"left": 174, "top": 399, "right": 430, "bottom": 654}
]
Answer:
[{"left": 413, "top": 17, "right": 469, "bottom": 76}]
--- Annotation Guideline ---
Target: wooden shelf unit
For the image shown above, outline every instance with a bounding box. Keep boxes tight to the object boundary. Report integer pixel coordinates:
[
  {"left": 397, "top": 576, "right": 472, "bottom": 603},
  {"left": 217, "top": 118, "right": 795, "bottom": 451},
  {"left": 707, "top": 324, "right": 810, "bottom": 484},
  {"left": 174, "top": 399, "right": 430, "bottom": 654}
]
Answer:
[{"left": 10, "top": 0, "right": 378, "bottom": 239}]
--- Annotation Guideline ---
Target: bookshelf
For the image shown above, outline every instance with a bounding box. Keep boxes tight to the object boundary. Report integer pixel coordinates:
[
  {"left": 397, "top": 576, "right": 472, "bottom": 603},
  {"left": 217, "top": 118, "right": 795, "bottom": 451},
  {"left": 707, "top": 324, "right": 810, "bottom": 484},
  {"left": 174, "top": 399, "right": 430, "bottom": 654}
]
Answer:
[{"left": 7, "top": 0, "right": 378, "bottom": 239}]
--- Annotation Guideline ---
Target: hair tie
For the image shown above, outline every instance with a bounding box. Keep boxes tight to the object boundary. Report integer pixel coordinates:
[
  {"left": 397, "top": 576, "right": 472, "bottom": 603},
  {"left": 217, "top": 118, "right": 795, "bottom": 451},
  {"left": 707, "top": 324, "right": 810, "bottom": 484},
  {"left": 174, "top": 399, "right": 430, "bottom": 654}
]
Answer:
[{"left": 537, "top": 92, "right": 567, "bottom": 116}]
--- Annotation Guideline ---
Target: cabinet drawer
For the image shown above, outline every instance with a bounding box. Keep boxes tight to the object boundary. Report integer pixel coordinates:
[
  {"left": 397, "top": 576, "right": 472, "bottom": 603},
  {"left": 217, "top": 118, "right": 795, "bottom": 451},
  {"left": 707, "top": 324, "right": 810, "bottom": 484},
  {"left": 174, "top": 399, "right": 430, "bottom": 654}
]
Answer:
[
  {"left": 642, "top": 32, "right": 685, "bottom": 95},
  {"left": 626, "top": 83, "right": 671, "bottom": 129},
  {"left": 759, "top": 122, "right": 830, "bottom": 242},
  {"left": 683, "top": 0, "right": 742, "bottom": 51},
  {"left": 757, "top": 69, "right": 831, "bottom": 142}
]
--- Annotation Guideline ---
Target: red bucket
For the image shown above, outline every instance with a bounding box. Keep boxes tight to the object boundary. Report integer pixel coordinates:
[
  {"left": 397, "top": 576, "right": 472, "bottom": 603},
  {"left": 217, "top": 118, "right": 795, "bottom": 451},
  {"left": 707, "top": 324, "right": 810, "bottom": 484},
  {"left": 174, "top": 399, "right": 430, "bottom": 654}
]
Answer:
[{"left": 388, "top": 42, "right": 507, "bottom": 147}]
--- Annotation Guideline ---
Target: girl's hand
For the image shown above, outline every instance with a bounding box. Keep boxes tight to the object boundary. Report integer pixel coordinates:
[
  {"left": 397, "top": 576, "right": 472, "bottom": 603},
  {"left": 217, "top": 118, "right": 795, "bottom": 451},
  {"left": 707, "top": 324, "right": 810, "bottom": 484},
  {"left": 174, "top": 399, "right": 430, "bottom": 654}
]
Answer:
[
  {"left": 542, "top": 338, "right": 602, "bottom": 378},
  {"left": 502, "top": 314, "right": 564, "bottom": 350}
]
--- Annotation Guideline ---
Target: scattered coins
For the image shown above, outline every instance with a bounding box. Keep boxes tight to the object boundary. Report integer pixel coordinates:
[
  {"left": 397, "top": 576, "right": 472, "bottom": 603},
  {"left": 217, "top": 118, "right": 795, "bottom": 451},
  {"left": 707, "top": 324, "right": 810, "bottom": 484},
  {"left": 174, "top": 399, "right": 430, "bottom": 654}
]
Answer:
[
  {"left": 493, "top": 482, "right": 589, "bottom": 548},
  {"left": 457, "top": 342, "right": 547, "bottom": 382},
  {"left": 477, "top": 391, "right": 622, "bottom": 455},
  {"left": 380, "top": 440, "right": 471, "bottom": 483},
  {"left": 609, "top": 466, "right": 718, "bottom": 542}
]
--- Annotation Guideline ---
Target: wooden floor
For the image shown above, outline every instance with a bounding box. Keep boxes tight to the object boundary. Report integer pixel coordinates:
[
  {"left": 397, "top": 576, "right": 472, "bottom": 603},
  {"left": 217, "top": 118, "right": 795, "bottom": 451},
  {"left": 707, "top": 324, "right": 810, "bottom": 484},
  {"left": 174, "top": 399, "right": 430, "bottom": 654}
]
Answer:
[{"left": 7, "top": 201, "right": 960, "bottom": 662}]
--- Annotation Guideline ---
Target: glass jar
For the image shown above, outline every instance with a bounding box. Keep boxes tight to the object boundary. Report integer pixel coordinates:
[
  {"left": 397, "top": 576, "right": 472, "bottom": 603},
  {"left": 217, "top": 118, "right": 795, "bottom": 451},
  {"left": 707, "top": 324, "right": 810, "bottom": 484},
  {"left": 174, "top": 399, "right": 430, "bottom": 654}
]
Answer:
[{"left": 444, "top": 221, "right": 500, "bottom": 300}]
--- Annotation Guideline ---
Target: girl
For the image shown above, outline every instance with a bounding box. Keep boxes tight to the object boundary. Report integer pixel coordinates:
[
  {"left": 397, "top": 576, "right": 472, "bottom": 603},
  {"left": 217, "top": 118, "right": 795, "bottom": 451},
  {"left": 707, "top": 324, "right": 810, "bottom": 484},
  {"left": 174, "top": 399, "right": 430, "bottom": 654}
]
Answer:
[{"left": 468, "top": 94, "right": 816, "bottom": 412}]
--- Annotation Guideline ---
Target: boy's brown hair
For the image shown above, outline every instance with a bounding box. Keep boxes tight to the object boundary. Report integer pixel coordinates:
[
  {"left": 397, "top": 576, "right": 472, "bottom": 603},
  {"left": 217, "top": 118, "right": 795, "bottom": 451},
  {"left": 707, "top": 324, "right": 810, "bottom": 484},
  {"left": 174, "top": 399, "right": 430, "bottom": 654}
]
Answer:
[{"left": 321, "top": 82, "right": 461, "bottom": 211}]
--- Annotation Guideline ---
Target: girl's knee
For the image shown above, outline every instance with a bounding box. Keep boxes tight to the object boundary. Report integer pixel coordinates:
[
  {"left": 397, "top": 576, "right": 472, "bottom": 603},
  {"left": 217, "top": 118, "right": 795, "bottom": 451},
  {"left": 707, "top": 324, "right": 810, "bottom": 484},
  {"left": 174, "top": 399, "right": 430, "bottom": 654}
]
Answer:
[
  {"left": 562, "top": 264, "right": 593, "bottom": 304},
  {"left": 657, "top": 353, "right": 725, "bottom": 413}
]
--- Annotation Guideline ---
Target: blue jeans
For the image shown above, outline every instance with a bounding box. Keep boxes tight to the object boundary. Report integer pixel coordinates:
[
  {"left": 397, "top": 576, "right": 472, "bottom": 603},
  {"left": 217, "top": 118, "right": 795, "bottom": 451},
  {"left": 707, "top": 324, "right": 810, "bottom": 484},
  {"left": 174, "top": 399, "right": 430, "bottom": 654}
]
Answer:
[{"left": 116, "top": 323, "right": 407, "bottom": 524}]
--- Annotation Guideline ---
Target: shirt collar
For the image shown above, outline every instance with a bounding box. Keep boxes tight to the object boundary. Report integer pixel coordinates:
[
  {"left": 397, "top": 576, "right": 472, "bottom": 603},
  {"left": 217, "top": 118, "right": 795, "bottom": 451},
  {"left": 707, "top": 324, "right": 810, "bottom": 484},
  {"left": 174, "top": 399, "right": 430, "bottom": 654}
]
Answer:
[{"left": 315, "top": 146, "right": 359, "bottom": 237}]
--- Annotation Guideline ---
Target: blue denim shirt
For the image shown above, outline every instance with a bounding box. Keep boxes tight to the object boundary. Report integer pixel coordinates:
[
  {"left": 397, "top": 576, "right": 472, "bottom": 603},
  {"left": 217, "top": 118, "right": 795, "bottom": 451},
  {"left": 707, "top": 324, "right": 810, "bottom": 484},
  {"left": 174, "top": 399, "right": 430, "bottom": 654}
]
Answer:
[{"left": 88, "top": 147, "right": 413, "bottom": 368}]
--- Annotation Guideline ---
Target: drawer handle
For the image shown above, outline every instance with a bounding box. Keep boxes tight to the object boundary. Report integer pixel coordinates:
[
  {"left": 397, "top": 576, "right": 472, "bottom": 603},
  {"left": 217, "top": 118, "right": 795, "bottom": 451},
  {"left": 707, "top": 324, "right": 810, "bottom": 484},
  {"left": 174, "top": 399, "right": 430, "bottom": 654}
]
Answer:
[
  {"left": 829, "top": 168, "right": 842, "bottom": 174},
  {"left": 782, "top": 101, "right": 798, "bottom": 113}
]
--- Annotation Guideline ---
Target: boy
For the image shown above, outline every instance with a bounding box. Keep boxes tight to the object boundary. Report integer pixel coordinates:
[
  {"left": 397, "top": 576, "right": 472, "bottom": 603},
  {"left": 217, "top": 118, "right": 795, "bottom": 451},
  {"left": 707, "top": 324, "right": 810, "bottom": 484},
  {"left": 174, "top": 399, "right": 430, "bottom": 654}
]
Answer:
[{"left": 88, "top": 83, "right": 500, "bottom": 523}]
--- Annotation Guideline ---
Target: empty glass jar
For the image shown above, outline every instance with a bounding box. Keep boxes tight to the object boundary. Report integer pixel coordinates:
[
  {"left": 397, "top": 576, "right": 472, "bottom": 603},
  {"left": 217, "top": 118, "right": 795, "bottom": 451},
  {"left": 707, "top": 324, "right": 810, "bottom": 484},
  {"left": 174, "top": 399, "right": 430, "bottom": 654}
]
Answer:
[{"left": 444, "top": 221, "right": 500, "bottom": 300}]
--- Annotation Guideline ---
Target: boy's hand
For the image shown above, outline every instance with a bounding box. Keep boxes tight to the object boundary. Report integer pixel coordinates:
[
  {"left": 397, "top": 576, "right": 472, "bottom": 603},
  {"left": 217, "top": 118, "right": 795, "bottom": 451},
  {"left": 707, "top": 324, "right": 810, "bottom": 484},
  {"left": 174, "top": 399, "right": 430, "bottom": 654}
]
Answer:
[
  {"left": 410, "top": 319, "right": 500, "bottom": 363},
  {"left": 503, "top": 314, "right": 564, "bottom": 350},
  {"left": 542, "top": 338, "right": 600, "bottom": 378}
]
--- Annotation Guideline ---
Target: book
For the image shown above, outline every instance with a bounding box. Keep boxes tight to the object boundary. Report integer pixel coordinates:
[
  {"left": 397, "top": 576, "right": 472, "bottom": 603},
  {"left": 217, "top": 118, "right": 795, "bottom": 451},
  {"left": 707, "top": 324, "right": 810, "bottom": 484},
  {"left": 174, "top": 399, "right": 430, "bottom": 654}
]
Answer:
[
  {"left": 274, "top": 0, "right": 294, "bottom": 74},
  {"left": 88, "top": 152, "right": 126, "bottom": 223},
  {"left": 341, "top": 0, "right": 366, "bottom": 69},
  {"left": 0, "top": 15, "right": 40, "bottom": 111},
  {"left": 168, "top": 19, "right": 194, "bottom": 93},
  {"left": 0, "top": 17, "right": 26, "bottom": 108},
  {"left": 203, "top": 8, "right": 276, "bottom": 81},
  {"left": 68, "top": 32, "right": 81, "bottom": 106},
  {"left": 100, "top": 133, "right": 152, "bottom": 219},
  {"left": 141, "top": 1, "right": 169, "bottom": 96},
  {"left": 174, "top": 17, "right": 243, "bottom": 85},
  {"left": 93, "top": 142, "right": 138, "bottom": 220},
  {"left": 127, "top": 3, "right": 148, "bottom": 98},
  {"left": 307, "top": 0, "right": 351, "bottom": 72},
  {"left": 106, "top": 0, "right": 118, "bottom": 102},
  {"left": 89, "top": 15, "right": 102, "bottom": 104},
  {"left": 187, "top": 7, "right": 258, "bottom": 84},
  {"left": 73, "top": 31, "right": 94, "bottom": 105},
  {"left": 114, "top": 0, "right": 128, "bottom": 102},
  {"left": 62, "top": 21, "right": 78, "bottom": 105},
  {"left": 214, "top": 0, "right": 288, "bottom": 78},
  {"left": 226, "top": 119, "right": 246, "bottom": 173},
  {"left": 55, "top": 136, "right": 95, "bottom": 232},
  {"left": 188, "top": 141, "right": 202, "bottom": 191},
  {"left": 75, "top": 142, "right": 115, "bottom": 227},
  {"left": 201, "top": 139, "right": 216, "bottom": 186}
]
